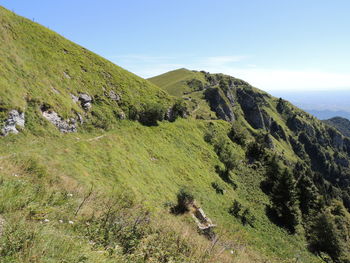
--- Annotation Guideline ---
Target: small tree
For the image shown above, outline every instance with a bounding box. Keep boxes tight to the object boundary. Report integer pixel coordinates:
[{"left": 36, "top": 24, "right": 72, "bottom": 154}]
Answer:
[
  {"left": 270, "top": 168, "right": 301, "bottom": 233},
  {"left": 308, "top": 211, "right": 343, "bottom": 260}
]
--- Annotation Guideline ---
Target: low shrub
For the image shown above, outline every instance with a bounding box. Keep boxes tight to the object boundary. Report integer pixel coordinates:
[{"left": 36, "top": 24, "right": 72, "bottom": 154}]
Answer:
[
  {"left": 171, "top": 188, "right": 194, "bottom": 214},
  {"left": 229, "top": 200, "right": 255, "bottom": 227},
  {"left": 139, "top": 103, "right": 166, "bottom": 126}
]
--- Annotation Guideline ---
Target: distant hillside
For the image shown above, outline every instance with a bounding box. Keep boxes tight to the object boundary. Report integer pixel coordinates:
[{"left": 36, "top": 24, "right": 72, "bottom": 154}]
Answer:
[
  {"left": 324, "top": 116, "right": 350, "bottom": 137},
  {"left": 307, "top": 109, "right": 350, "bottom": 120}
]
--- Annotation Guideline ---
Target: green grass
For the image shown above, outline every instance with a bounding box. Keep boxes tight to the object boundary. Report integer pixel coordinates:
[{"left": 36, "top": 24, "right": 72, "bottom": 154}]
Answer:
[
  {"left": 0, "top": 119, "right": 323, "bottom": 262},
  {"left": 148, "top": 68, "right": 206, "bottom": 97}
]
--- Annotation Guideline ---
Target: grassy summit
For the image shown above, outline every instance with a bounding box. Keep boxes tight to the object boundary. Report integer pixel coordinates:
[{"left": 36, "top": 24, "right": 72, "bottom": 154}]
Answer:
[{"left": 1, "top": 6, "right": 350, "bottom": 263}]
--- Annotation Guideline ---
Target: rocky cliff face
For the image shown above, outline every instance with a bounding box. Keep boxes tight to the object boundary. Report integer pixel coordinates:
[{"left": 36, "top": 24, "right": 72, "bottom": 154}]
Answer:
[{"left": 204, "top": 88, "right": 235, "bottom": 122}]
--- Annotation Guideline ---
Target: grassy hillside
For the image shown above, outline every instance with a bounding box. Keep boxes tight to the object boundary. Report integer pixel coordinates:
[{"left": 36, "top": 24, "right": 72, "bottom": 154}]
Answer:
[
  {"left": 0, "top": 119, "right": 323, "bottom": 263},
  {"left": 149, "top": 68, "right": 218, "bottom": 120},
  {"left": 1, "top": 5, "right": 350, "bottom": 263},
  {"left": 0, "top": 6, "right": 173, "bottom": 132}
]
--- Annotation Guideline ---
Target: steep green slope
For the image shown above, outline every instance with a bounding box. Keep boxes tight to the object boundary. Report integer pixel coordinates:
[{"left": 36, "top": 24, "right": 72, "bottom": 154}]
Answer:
[
  {"left": 0, "top": 6, "right": 177, "bottom": 134},
  {"left": 0, "top": 119, "right": 322, "bottom": 263},
  {"left": 324, "top": 116, "right": 350, "bottom": 137}
]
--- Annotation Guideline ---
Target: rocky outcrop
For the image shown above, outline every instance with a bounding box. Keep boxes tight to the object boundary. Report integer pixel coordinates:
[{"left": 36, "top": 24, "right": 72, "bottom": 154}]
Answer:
[
  {"left": 1, "top": 110, "right": 25, "bottom": 136},
  {"left": 190, "top": 203, "right": 216, "bottom": 231},
  {"left": 236, "top": 88, "right": 271, "bottom": 130},
  {"left": 71, "top": 93, "right": 92, "bottom": 110},
  {"left": 78, "top": 93, "right": 92, "bottom": 110},
  {"left": 42, "top": 110, "right": 77, "bottom": 133},
  {"left": 270, "top": 120, "right": 287, "bottom": 141},
  {"left": 204, "top": 88, "right": 235, "bottom": 122},
  {"left": 287, "top": 115, "right": 315, "bottom": 137}
]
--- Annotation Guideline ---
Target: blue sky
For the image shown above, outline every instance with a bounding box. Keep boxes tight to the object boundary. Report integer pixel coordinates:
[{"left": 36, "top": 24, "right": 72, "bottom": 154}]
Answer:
[{"left": 1, "top": 0, "right": 350, "bottom": 92}]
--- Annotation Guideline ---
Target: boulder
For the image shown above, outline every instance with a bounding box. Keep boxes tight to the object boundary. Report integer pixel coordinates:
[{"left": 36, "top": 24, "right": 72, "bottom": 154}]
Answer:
[
  {"left": 1, "top": 110, "right": 25, "bottom": 136},
  {"left": 78, "top": 93, "right": 92, "bottom": 110}
]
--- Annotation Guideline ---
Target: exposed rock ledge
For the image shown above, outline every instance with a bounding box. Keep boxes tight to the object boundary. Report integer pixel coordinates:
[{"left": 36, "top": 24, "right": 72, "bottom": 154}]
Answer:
[
  {"left": 42, "top": 110, "right": 77, "bottom": 133},
  {"left": 189, "top": 203, "right": 216, "bottom": 230},
  {"left": 71, "top": 93, "right": 92, "bottom": 110},
  {"left": 1, "top": 110, "right": 25, "bottom": 136}
]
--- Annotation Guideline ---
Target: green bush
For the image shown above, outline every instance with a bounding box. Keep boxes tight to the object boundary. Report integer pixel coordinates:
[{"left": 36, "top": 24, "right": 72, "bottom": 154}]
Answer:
[
  {"left": 139, "top": 103, "right": 166, "bottom": 126},
  {"left": 169, "top": 100, "right": 187, "bottom": 122},
  {"left": 229, "top": 200, "right": 255, "bottom": 227},
  {"left": 171, "top": 188, "right": 194, "bottom": 214}
]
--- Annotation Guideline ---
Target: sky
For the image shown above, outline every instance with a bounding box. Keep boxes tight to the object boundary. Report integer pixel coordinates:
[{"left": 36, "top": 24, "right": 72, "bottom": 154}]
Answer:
[{"left": 1, "top": 0, "right": 350, "bottom": 92}]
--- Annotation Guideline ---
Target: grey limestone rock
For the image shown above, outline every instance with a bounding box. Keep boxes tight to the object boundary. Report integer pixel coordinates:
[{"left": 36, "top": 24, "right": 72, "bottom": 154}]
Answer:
[
  {"left": 1, "top": 110, "right": 25, "bottom": 136},
  {"left": 42, "top": 110, "right": 77, "bottom": 133},
  {"left": 78, "top": 93, "right": 92, "bottom": 110}
]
